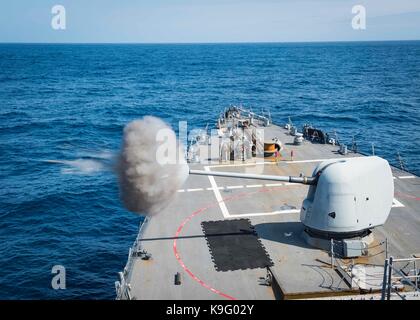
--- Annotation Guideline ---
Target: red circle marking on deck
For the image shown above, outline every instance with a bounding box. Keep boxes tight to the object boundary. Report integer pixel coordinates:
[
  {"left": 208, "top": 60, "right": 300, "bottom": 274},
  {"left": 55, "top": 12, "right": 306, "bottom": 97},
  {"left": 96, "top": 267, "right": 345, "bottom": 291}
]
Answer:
[
  {"left": 172, "top": 187, "right": 275, "bottom": 300},
  {"left": 395, "top": 191, "right": 420, "bottom": 201}
]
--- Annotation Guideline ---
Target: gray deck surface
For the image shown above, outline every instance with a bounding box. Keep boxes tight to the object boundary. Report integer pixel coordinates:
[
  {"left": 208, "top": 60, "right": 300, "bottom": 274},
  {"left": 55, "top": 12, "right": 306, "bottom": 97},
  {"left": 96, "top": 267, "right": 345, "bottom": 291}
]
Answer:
[{"left": 123, "top": 124, "right": 420, "bottom": 300}]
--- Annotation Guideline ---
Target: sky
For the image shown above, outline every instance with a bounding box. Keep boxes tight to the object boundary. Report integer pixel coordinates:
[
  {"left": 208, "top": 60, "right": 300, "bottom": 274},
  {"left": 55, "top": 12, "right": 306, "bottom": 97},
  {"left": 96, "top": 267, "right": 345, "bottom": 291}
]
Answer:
[{"left": 0, "top": 0, "right": 419, "bottom": 43}]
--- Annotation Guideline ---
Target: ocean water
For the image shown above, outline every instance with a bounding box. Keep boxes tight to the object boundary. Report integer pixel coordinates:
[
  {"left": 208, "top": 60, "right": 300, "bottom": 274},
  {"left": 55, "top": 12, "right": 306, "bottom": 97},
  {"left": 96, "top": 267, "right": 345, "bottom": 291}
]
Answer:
[{"left": 0, "top": 42, "right": 419, "bottom": 299}]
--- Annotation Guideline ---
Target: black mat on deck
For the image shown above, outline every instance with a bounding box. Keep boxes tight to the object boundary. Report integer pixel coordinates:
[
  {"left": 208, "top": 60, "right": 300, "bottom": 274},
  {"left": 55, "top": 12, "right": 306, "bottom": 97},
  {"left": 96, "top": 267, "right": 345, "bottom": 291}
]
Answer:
[{"left": 201, "top": 219, "right": 273, "bottom": 272}]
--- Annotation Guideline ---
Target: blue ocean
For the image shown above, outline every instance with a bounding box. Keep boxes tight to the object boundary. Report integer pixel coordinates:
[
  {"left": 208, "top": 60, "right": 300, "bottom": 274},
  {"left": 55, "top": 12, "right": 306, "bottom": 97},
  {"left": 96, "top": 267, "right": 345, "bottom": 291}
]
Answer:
[{"left": 0, "top": 42, "right": 419, "bottom": 299}]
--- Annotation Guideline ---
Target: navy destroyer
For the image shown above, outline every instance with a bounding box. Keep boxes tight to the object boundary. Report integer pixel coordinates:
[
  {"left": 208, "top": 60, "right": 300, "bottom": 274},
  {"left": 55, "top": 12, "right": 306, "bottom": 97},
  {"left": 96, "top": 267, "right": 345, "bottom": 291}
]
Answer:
[{"left": 115, "top": 106, "right": 420, "bottom": 300}]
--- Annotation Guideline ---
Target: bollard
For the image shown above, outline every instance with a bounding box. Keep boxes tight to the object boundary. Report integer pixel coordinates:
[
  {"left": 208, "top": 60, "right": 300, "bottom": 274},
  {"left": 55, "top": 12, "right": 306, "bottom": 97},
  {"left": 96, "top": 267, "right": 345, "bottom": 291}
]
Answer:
[{"left": 174, "top": 272, "right": 181, "bottom": 285}]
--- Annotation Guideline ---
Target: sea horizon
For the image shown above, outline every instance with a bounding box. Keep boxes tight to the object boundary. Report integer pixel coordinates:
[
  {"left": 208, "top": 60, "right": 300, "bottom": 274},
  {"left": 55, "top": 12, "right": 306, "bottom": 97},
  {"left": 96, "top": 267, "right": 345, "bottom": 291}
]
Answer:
[{"left": 1, "top": 39, "right": 420, "bottom": 45}]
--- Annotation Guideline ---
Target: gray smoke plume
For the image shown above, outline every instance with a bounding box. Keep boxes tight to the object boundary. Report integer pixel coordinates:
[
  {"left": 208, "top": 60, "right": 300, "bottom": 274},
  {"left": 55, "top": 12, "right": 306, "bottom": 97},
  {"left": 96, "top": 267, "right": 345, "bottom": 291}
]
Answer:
[{"left": 117, "top": 116, "right": 189, "bottom": 216}]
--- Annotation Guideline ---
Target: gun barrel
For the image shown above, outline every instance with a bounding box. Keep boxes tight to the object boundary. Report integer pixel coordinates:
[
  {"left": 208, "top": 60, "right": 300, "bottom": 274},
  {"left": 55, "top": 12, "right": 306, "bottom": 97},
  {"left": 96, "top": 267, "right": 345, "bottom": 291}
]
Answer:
[{"left": 189, "top": 169, "right": 317, "bottom": 185}]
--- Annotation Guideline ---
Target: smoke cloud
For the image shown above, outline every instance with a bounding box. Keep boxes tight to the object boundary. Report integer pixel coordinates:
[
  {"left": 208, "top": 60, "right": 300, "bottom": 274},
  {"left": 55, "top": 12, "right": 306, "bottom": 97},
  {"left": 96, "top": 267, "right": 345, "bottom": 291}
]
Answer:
[
  {"left": 117, "top": 117, "right": 189, "bottom": 216},
  {"left": 45, "top": 159, "right": 105, "bottom": 174}
]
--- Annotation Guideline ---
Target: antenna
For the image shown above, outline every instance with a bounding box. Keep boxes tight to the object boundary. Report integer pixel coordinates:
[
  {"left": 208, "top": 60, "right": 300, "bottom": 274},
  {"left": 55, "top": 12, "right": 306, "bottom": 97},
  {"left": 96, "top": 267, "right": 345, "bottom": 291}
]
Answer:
[
  {"left": 351, "top": 136, "right": 358, "bottom": 153},
  {"left": 397, "top": 152, "right": 406, "bottom": 171}
]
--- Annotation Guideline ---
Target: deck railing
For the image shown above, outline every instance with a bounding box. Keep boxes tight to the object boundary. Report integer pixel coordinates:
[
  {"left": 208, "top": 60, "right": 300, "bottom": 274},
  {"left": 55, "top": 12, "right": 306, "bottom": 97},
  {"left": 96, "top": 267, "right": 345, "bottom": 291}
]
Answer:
[
  {"left": 330, "top": 238, "right": 388, "bottom": 290},
  {"left": 381, "top": 256, "right": 420, "bottom": 300},
  {"left": 115, "top": 216, "right": 150, "bottom": 300}
]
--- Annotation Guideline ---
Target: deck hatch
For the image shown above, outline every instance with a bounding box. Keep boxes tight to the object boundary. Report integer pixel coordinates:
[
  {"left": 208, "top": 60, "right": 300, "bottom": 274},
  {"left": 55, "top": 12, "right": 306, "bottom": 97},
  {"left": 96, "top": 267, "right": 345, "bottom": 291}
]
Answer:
[{"left": 201, "top": 218, "right": 273, "bottom": 272}]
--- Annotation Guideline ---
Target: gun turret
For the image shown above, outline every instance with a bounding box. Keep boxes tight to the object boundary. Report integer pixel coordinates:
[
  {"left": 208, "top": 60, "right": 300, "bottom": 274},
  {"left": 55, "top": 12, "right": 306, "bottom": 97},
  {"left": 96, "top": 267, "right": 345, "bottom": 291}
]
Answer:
[{"left": 189, "top": 156, "right": 394, "bottom": 256}]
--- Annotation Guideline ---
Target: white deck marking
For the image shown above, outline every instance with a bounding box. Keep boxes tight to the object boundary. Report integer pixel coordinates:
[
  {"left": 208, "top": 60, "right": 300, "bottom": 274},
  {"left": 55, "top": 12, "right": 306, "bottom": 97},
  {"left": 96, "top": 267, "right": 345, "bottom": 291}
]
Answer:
[
  {"left": 206, "top": 161, "right": 277, "bottom": 168},
  {"left": 284, "top": 157, "right": 364, "bottom": 164},
  {"left": 392, "top": 198, "right": 405, "bottom": 208},
  {"left": 265, "top": 183, "right": 284, "bottom": 187},
  {"left": 206, "top": 187, "right": 226, "bottom": 190},
  {"left": 204, "top": 166, "right": 230, "bottom": 218},
  {"left": 179, "top": 183, "right": 300, "bottom": 193},
  {"left": 227, "top": 209, "right": 300, "bottom": 218},
  {"left": 398, "top": 175, "right": 415, "bottom": 179},
  {"left": 203, "top": 166, "right": 304, "bottom": 218},
  {"left": 229, "top": 198, "right": 405, "bottom": 218},
  {"left": 178, "top": 181, "right": 304, "bottom": 193},
  {"left": 206, "top": 157, "right": 363, "bottom": 168},
  {"left": 229, "top": 198, "right": 404, "bottom": 218},
  {"left": 284, "top": 182, "right": 302, "bottom": 186}
]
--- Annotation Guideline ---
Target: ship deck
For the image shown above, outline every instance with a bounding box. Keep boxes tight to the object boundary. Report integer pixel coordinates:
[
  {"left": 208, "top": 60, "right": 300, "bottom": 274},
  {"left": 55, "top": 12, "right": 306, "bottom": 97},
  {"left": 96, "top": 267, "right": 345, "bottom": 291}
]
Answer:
[{"left": 122, "top": 124, "right": 420, "bottom": 300}]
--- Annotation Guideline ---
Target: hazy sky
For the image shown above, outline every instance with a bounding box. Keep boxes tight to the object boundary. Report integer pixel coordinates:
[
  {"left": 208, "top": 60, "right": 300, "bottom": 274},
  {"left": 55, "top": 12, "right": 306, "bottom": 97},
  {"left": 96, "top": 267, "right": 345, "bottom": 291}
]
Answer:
[{"left": 1, "top": 0, "right": 419, "bottom": 43}]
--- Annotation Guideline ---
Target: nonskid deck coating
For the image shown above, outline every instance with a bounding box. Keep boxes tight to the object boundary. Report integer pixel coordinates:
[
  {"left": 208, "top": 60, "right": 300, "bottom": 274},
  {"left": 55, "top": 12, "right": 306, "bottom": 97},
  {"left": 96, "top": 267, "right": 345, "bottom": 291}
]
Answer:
[{"left": 122, "top": 124, "right": 420, "bottom": 300}]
